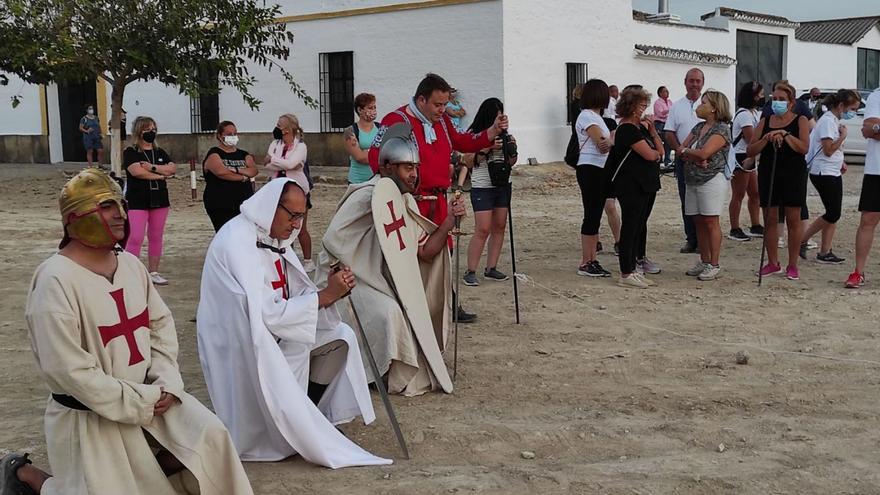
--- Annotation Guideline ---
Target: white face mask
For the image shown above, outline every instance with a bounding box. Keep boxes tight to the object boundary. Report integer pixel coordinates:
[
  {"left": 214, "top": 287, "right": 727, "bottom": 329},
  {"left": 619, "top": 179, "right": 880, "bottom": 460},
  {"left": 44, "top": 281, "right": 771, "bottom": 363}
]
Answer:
[
  {"left": 223, "top": 135, "right": 240, "bottom": 147},
  {"left": 86, "top": 107, "right": 94, "bottom": 116}
]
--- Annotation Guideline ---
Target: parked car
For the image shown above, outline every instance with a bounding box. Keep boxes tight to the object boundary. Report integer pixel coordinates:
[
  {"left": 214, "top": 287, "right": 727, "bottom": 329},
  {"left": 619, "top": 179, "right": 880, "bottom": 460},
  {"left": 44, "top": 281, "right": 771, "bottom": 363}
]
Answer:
[{"left": 797, "top": 89, "right": 868, "bottom": 162}]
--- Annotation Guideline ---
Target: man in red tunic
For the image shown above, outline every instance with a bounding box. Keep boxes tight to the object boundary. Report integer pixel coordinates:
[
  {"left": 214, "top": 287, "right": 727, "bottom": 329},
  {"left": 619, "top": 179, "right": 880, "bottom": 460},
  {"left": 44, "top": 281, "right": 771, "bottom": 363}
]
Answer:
[
  {"left": 369, "top": 73, "right": 509, "bottom": 322},
  {"left": 369, "top": 73, "right": 509, "bottom": 226}
]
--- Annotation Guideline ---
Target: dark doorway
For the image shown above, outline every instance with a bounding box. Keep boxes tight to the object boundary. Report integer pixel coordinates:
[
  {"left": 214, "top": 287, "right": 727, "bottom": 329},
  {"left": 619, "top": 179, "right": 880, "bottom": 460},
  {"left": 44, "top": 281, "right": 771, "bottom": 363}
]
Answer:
[
  {"left": 736, "top": 30, "right": 784, "bottom": 98},
  {"left": 58, "top": 80, "right": 97, "bottom": 162}
]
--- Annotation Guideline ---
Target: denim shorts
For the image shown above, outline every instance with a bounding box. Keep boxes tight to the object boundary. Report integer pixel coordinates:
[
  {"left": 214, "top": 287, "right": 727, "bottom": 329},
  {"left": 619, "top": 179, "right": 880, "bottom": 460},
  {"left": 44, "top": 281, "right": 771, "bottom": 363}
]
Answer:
[{"left": 470, "top": 184, "right": 511, "bottom": 212}]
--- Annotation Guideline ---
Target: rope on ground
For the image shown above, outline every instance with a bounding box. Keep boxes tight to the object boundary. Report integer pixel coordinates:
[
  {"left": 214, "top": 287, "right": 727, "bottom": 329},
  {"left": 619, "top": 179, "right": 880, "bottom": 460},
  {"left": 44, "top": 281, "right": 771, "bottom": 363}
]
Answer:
[{"left": 513, "top": 272, "right": 880, "bottom": 368}]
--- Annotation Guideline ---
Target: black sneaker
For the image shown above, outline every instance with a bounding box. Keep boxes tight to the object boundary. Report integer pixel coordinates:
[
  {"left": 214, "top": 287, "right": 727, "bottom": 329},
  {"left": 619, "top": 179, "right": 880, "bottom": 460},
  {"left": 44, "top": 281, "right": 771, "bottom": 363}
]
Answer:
[
  {"left": 748, "top": 225, "right": 764, "bottom": 238},
  {"left": 483, "top": 267, "right": 509, "bottom": 281},
  {"left": 727, "top": 228, "right": 751, "bottom": 241},
  {"left": 596, "top": 241, "right": 604, "bottom": 254},
  {"left": 577, "top": 260, "right": 611, "bottom": 278},
  {"left": 679, "top": 242, "right": 698, "bottom": 254},
  {"left": 799, "top": 242, "right": 808, "bottom": 260},
  {"left": 613, "top": 242, "right": 620, "bottom": 256},
  {"left": 463, "top": 271, "right": 479, "bottom": 286},
  {"left": 456, "top": 306, "right": 476, "bottom": 323},
  {"left": 817, "top": 251, "right": 845, "bottom": 264}
]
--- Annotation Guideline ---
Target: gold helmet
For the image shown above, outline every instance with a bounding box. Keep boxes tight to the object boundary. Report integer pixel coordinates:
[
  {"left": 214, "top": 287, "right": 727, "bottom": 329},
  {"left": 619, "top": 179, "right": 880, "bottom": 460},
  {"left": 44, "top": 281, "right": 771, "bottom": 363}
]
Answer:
[{"left": 59, "top": 168, "right": 127, "bottom": 248}]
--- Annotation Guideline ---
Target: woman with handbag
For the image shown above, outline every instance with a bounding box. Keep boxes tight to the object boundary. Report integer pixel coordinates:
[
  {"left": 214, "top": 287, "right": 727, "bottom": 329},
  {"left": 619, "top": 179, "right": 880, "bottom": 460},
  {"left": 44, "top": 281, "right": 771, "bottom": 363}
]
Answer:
[
  {"left": 462, "top": 98, "right": 518, "bottom": 286},
  {"left": 123, "top": 116, "right": 176, "bottom": 285},
  {"left": 609, "top": 88, "right": 663, "bottom": 289},
  {"left": 573, "top": 79, "right": 614, "bottom": 278}
]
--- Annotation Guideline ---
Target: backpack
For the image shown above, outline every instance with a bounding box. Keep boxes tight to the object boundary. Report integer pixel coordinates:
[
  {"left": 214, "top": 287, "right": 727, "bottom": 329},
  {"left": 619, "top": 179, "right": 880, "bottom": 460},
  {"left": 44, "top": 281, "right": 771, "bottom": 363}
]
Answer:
[
  {"left": 351, "top": 122, "right": 383, "bottom": 141},
  {"left": 725, "top": 109, "right": 749, "bottom": 179}
]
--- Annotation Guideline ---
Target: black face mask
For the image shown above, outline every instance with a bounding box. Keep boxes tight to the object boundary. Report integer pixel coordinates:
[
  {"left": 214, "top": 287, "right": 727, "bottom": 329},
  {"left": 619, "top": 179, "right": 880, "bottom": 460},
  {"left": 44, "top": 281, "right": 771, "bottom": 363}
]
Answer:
[
  {"left": 142, "top": 130, "right": 156, "bottom": 143},
  {"left": 272, "top": 127, "right": 284, "bottom": 140}
]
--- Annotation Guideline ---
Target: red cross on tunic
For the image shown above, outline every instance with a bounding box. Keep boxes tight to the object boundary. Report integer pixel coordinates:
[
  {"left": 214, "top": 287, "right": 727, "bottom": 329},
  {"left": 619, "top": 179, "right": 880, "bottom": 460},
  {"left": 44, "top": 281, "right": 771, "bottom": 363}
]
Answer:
[
  {"left": 383, "top": 200, "right": 407, "bottom": 251},
  {"left": 98, "top": 289, "right": 150, "bottom": 366},
  {"left": 271, "top": 259, "right": 288, "bottom": 299}
]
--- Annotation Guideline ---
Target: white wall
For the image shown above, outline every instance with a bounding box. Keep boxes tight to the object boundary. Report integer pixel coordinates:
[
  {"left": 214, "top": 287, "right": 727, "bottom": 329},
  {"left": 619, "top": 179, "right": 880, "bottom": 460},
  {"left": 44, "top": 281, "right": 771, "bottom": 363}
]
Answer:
[
  {"left": 120, "top": 80, "right": 193, "bottom": 135},
  {"left": 633, "top": 21, "right": 736, "bottom": 100},
  {"left": 219, "top": 0, "right": 503, "bottom": 134},
  {"left": 272, "top": 0, "right": 447, "bottom": 17},
  {"left": 502, "top": 0, "right": 638, "bottom": 162},
  {"left": 857, "top": 26, "right": 880, "bottom": 51},
  {"left": 0, "top": 75, "right": 42, "bottom": 135},
  {"left": 788, "top": 40, "right": 855, "bottom": 91}
]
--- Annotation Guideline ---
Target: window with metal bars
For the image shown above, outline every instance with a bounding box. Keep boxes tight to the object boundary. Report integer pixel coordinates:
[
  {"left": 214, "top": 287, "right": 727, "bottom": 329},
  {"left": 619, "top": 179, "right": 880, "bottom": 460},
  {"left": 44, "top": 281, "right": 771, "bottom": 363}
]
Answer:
[
  {"left": 190, "top": 63, "right": 220, "bottom": 133},
  {"left": 566, "top": 63, "right": 588, "bottom": 124},
  {"left": 319, "top": 51, "right": 354, "bottom": 132}
]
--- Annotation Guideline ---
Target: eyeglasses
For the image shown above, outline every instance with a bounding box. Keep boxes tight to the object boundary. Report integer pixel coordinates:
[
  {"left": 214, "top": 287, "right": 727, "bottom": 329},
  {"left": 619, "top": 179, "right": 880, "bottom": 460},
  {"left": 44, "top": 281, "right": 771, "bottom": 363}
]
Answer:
[{"left": 278, "top": 203, "right": 305, "bottom": 222}]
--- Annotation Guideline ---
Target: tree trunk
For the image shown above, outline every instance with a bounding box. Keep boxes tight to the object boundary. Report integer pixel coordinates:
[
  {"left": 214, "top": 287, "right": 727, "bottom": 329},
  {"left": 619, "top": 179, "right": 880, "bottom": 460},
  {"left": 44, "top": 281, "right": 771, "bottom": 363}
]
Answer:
[{"left": 110, "top": 82, "right": 125, "bottom": 176}]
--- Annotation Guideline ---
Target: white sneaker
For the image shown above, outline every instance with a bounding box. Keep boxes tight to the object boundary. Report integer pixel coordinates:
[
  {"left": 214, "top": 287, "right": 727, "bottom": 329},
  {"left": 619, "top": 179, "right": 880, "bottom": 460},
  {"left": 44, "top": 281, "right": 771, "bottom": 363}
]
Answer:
[
  {"left": 697, "top": 264, "right": 722, "bottom": 281},
  {"left": 618, "top": 274, "right": 649, "bottom": 289},
  {"left": 805, "top": 239, "right": 818, "bottom": 250},
  {"left": 634, "top": 272, "right": 656, "bottom": 286},
  {"left": 686, "top": 261, "right": 710, "bottom": 277},
  {"left": 150, "top": 272, "right": 169, "bottom": 286},
  {"left": 778, "top": 237, "right": 786, "bottom": 249},
  {"left": 301, "top": 259, "right": 316, "bottom": 272}
]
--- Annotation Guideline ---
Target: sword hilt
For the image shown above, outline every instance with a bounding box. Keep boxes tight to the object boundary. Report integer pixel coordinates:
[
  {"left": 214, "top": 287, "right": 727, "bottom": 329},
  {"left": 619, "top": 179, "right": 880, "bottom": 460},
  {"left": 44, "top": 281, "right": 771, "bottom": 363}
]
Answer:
[{"left": 329, "top": 261, "right": 352, "bottom": 298}]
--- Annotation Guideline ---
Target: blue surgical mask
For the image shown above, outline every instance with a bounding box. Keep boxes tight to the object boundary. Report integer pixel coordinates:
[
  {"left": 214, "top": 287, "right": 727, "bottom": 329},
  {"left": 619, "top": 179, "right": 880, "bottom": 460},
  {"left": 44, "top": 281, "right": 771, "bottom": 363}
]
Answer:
[
  {"left": 771, "top": 101, "right": 788, "bottom": 116},
  {"left": 841, "top": 110, "right": 857, "bottom": 120}
]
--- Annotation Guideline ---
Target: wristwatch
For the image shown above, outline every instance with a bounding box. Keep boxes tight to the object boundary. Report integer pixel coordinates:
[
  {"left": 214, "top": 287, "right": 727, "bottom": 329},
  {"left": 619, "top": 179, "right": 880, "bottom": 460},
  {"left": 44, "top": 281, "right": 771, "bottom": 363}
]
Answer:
[{"left": 151, "top": 165, "right": 157, "bottom": 172}]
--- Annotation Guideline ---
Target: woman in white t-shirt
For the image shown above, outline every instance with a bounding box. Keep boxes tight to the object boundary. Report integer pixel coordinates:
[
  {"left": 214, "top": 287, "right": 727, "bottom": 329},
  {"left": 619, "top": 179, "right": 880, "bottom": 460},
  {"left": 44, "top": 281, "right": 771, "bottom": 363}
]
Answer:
[
  {"left": 727, "top": 81, "right": 764, "bottom": 241},
  {"left": 802, "top": 89, "right": 861, "bottom": 264},
  {"left": 574, "top": 79, "right": 614, "bottom": 278}
]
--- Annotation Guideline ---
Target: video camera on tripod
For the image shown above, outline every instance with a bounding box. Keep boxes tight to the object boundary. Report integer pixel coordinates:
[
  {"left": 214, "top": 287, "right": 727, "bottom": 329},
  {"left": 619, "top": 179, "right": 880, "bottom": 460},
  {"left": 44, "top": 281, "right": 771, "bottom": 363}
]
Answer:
[{"left": 487, "top": 131, "right": 517, "bottom": 187}]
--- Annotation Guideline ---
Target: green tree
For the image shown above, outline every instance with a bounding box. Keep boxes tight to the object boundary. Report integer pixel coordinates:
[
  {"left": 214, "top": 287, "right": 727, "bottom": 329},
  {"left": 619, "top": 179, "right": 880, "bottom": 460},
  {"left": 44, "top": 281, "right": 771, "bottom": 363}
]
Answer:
[{"left": 0, "top": 0, "right": 313, "bottom": 172}]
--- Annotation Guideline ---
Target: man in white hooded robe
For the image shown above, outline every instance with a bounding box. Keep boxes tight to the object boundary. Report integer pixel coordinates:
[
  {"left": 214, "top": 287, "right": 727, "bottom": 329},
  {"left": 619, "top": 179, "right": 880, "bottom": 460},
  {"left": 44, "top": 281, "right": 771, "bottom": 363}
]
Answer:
[{"left": 196, "top": 177, "right": 390, "bottom": 468}]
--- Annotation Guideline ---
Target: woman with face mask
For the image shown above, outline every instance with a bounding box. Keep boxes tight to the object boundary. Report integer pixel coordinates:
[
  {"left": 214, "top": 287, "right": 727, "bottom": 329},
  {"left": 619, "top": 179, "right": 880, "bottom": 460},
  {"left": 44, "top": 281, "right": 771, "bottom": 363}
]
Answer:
[
  {"left": 679, "top": 91, "right": 732, "bottom": 281},
  {"left": 264, "top": 113, "right": 315, "bottom": 271},
  {"left": 202, "top": 120, "right": 259, "bottom": 232},
  {"left": 123, "top": 116, "right": 177, "bottom": 285},
  {"left": 79, "top": 103, "right": 104, "bottom": 167},
  {"left": 345, "top": 93, "right": 380, "bottom": 184},
  {"left": 747, "top": 80, "right": 811, "bottom": 281},
  {"left": 801, "top": 89, "right": 861, "bottom": 264}
]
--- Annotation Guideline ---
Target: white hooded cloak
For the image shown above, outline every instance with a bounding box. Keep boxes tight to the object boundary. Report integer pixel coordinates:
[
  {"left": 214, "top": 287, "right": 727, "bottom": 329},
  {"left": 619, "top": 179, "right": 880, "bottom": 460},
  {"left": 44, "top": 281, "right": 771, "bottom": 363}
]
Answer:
[{"left": 196, "top": 177, "right": 390, "bottom": 468}]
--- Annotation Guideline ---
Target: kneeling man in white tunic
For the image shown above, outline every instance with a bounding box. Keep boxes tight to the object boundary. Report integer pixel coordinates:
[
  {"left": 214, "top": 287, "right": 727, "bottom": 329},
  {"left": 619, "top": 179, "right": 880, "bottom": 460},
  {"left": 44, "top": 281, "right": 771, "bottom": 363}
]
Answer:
[
  {"left": 2, "top": 168, "right": 253, "bottom": 495},
  {"left": 318, "top": 123, "right": 465, "bottom": 397},
  {"left": 197, "top": 177, "right": 390, "bottom": 468}
]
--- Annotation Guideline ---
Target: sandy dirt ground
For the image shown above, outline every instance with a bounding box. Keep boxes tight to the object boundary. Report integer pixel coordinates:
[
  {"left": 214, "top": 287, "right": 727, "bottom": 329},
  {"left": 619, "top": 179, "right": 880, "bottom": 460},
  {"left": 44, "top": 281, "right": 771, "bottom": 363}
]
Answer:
[{"left": 2, "top": 162, "right": 880, "bottom": 494}]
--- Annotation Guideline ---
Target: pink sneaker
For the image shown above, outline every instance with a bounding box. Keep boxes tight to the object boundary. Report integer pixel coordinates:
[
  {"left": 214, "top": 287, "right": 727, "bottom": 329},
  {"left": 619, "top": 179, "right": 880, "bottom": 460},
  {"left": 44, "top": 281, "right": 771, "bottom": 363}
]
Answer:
[
  {"left": 758, "top": 263, "right": 782, "bottom": 277},
  {"left": 786, "top": 265, "right": 800, "bottom": 280}
]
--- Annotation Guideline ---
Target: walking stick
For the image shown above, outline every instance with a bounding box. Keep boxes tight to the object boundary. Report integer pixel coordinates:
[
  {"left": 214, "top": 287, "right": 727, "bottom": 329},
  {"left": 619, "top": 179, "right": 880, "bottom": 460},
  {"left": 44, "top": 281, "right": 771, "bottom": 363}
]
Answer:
[
  {"left": 452, "top": 165, "right": 468, "bottom": 382},
  {"left": 758, "top": 145, "right": 779, "bottom": 287},
  {"left": 500, "top": 131, "right": 521, "bottom": 324},
  {"left": 331, "top": 262, "right": 409, "bottom": 459}
]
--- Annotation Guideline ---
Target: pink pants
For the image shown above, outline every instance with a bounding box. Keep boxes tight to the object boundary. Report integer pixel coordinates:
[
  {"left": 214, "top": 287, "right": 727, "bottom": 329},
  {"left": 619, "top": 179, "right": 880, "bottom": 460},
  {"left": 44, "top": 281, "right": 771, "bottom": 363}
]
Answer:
[{"left": 125, "top": 207, "right": 170, "bottom": 259}]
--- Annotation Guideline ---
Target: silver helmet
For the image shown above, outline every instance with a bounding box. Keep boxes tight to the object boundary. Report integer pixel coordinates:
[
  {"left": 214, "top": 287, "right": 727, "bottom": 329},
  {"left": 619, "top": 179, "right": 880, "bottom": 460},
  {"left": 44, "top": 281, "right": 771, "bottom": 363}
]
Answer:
[{"left": 378, "top": 122, "right": 420, "bottom": 166}]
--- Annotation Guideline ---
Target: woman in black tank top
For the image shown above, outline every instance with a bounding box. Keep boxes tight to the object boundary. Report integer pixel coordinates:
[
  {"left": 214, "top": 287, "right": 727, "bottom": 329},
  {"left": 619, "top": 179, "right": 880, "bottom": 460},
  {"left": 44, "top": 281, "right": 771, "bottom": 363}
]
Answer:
[
  {"left": 746, "top": 81, "right": 811, "bottom": 280},
  {"left": 203, "top": 121, "right": 259, "bottom": 232}
]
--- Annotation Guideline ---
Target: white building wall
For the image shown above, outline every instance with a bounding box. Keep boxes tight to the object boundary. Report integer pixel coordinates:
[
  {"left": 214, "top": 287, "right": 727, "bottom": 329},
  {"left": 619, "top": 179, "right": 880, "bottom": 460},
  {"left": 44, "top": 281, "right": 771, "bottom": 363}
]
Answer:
[
  {"left": 273, "top": 0, "right": 429, "bottom": 17},
  {"left": 787, "top": 40, "right": 855, "bottom": 91},
  {"left": 0, "top": 75, "right": 42, "bottom": 135},
  {"left": 219, "top": 1, "right": 503, "bottom": 135},
  {"left": 633, "top": 21, "right": 735, "bottom": 100},
  {"left": 121, "top": 80, "right": 196, "bottom": 135},
  {"left": 501, "top": 0, "right": 636, "bottom": 163},
  {"left": 856, "top": 27, "right": 880, "bottom": 51}
]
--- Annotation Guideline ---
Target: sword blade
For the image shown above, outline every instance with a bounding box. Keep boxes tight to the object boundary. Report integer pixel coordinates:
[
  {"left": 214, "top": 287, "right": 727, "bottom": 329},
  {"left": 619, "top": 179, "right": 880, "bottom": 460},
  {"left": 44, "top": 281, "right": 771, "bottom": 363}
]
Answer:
[{"left": 346, "top": 298, "right": 410, "bottom": 459}]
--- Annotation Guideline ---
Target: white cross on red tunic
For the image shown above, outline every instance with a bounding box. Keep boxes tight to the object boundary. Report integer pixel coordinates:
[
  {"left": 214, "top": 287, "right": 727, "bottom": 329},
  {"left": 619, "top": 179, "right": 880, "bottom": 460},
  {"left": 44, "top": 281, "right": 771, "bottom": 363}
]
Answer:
[
  {"left": 383, "top": 200, "right": 407, "bottom": 251},
  {"left": 98, "top": 288, "right": 150, "bottom": 366}
]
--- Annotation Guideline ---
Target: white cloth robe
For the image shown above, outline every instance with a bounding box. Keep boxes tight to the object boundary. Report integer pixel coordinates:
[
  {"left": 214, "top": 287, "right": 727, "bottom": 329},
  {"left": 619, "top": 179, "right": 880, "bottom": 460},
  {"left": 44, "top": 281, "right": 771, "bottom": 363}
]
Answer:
[
  {"left": 316, "top": 176, "right": 452, "bottom": 397},
  {"left": 197, "top": 177, "right": 390, "bottom": 467},
  {"left": 24, "top": 252, "right": 253, "bottom": 495}
]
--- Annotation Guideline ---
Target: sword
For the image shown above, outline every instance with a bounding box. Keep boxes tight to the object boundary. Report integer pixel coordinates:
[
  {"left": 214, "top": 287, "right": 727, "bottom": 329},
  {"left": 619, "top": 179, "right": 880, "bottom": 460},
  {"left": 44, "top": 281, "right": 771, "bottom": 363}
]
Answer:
[
  {"left": 331, "top": 262, "right": 410, "bottom": 459},
  {"left": 452, "top": 165, "right": 469, "bottom": 382}
]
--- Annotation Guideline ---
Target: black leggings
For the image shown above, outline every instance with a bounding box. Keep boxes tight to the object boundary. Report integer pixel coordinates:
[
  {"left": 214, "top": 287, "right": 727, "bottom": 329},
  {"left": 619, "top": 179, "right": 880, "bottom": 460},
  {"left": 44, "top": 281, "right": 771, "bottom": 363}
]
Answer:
[
  {"left": 206, "top": 208, "right": 239, "bottom": 232},
  {"left": 809, "top": 174, "right": 843, "bottom": 224},
  {"left": 576, "top": 165, "right": 607, "bottom": 235},
  {"left": 617, "top": 190, "right": 656, "bottom": 274}
]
